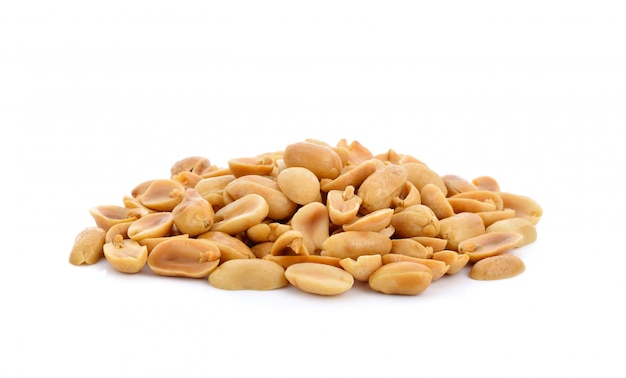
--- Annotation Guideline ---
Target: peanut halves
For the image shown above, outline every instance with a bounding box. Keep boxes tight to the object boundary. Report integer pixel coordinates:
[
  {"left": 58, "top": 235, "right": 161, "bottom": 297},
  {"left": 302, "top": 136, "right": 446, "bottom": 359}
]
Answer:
[{"left": 70, "top": 138, "right": 542, "bottom": 296}]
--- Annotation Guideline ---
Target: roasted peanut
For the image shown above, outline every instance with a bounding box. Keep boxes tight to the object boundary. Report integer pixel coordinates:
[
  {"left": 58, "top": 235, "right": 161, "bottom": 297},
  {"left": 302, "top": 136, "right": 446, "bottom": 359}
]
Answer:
[
  {"left": 469, "top": 253, "right": 525, "bottom": 280},
  {"left": 148, "top": 238, "right": 220, "bottom": 278},
  {"left": 103, "top": 235, "right": 148, "bottom": 273},
  {"left": 209, "top": 259, "right": 288, "bottom": 290},
  {"left": 339, "top": 254, "right": 383, "bottom": 282},
  {"left": 390, "top": 204, "right": 440, "bottom": 238},
  {"left": 498, "top": 192, "right": 543, "bottom": 225},
  {"left": 321, "top": 231, "right": 392, "bottom": 260},
  {"left": 369, "top": 262, "right": 432, "bottom": 295},
  {"left": 357, "top": 164, "right": 408, "bottom": 214},
  {"left": 127, "top": 212, "right": 174, "bottom": 241},
  {"left": 458, "top": 231, "right": 523, "bottom": 262},
  {"left": 72, "top": 138, "right": 541, "bottom": 298},
  {"left": 285, "top": 262, "right": 354, "bottom": 296},
  {"left": 283, "top": 141, "right": 343, "bottom": 180},
  {"left": 69, "top": 227, "right": 106, "bottom": 265},
  {"left": 438, "top": 212, "right": 486, "bottom": 251},
  {"left": 171, "top": 188, "right": 214, "bottom": 237},
  {"left": 276, "top": 167, "right": 321, "bottom": 205},
  {"left": 486, "top": 217, "right": 537, "bottom": 247}
]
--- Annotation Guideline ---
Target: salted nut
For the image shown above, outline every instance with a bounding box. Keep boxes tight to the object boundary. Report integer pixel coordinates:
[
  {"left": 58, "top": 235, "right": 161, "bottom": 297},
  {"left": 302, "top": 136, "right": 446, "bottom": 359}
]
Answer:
[
  {"left": 285, "top": 262, "right": 354, "bottom": 296},
  {"left": 369, "top": 262, "right": 433, "bottom": 296},
  {"left": 326, "top": 186, "right": 362, "bottom": 226},
  {"left": 70, "top": 138, "right": 542, "bottom": 297},
  {"left": 357, "top": 164, "right": 408, "bottom": 214},
  {"left": 148, "top": 238, "right": 220, "bottom": 278},
  {"left": 139, "top": 179, "right": 186, "bottom": 212},
  {"left": 209, "top": 259, "right": 288, "bottom": 290},
  {"left": 457, "top": 231, "right": 524, "bottom": 262},
  {"left": 171, "top": 188, "right": 214, "bottom": 237},
  {"left": 69, "top": 227, "right": 106, "bottom": 265},
  {"left": 103, "top": 235, "right": 148, "bottom": 273},
  {"left": 469, "top": 253, "right": 525, "bottom": 280}
]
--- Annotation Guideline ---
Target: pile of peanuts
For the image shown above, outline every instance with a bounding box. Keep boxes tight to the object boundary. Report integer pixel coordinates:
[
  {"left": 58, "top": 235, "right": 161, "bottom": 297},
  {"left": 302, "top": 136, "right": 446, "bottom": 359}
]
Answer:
[{"left": 69, "top": 139, "right": 542, "bottom": 296}]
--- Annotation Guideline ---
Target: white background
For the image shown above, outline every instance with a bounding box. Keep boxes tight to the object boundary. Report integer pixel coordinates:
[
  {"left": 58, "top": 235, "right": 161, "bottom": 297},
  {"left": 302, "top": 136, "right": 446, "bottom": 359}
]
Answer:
[{"left": 1, "top": 1, "right": 624, "bottom": 377}]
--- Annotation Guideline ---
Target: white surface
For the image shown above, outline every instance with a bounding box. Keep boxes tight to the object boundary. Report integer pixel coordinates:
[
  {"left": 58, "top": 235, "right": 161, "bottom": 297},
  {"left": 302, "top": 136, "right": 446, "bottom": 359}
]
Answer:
[{"left": 1, "top": 1, "right": 625, "bottom": 377}]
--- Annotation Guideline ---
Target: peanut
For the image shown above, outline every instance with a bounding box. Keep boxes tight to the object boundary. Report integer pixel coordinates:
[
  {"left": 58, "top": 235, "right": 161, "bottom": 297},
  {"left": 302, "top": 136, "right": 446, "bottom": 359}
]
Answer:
[{"left": 71, "top": 138, "right": 541, "bottom": 298}]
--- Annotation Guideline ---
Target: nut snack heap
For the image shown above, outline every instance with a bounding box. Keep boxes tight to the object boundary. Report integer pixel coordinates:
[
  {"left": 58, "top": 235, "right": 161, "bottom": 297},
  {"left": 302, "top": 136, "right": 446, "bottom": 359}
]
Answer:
[{"left": 69, "top": 139, "right": 542, "bottom": 296}]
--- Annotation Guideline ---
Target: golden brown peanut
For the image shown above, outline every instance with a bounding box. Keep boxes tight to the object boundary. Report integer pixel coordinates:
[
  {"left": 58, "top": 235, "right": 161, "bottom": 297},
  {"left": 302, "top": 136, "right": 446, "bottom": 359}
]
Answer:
[
  {"left": 339, "top": 254, "right": 383, "bottom": 282},
  {"left": 263, "top": 254, "right": 342, "bottom": 269},
  {"left": 390, "top": 204, "right": 440, "bottom": 238},
  {"left": 321, "top": 231, "right": 392, "bottom": 260},
  {"left": 438, "top": 212, "right": 486, "bottom": 251},
  {"left": 390, "top": 238, "right": 433, "bottom": 259},
  {"left": 342, "top": 208, "right": 394, "bottom": 232},
  {"left": 211, "top": 193, "right": 269, "bottom": 235},
  {"left": 251, "top": 242, "right": 274, "bottom": 258},
  {"left": 139, "top": 179, "right": 186, "bottom": 212},
  {"left": 284, "top": 262, "right": 354, "bottom": 296},
  {"left": 171, "top": 188, "right": 214, "bottom": 237},
  {"left": 381, "top": 254, "right": 449, "bottom": 280},
  {"left": 170, "top": 156, "right": 211, "bottom": 176},
  {"left": 148, "top": 238, "right": 220, "bottom": 278},
  {"left": 392, "top": 181, "right": 422, "bottom": 210},
  {"left": 138, "top": 234, "right": 189, "bottom": 254},
  {"left": 458, "top": 231, "right": 523, "bottom": 262},
  {"left": 228, "top": 156, "right": 275, "bottom": 177},
  {"left": 276, "top": 167, "right": 321, "bottom": 205},
  {"left": 105, "top": 221, "right": 131, "bottom": 243},
  {"left": 420, "top": 183, "right": 455, "bottom": 219},
  {"left": 369, "top": 262, "right": 432, "bottom": 295},
  {"left": 476, "top": 208, "right": 516, "bottom": 227},
  {"left": 103, "top": 235, "right": 148, "bottom": 273},
  {"left": 197, "top": 231, "right": 256, "bottom": 261},
  {"left": 209, "top": 259, "right": 288, "bottom": 290},
  {"left": 357, "top": 164, "right": 408, "bottom": 214},
  {"left": 320, "top": 158, "right": 379, "bottom": 192},
  {"left": 336, "top": 139, "right": 374, "bottom": 166},
  {"left": 402, "top": 162, "right": 447, "bottom": 195},
  {"left": 410, "top": 236, "right": 448, "bottom": 252},
  {"left": 69, "top": 227, "right": 107, "bottom": 265},
  {"left": 194, "top": 175, "right": 236, "bottom": 210},
  {"left": 498, "top": 192, "right": 543, "bottom": 225},
  {"left": 127, "top": 212, "right": 174, "bottom": 241},
  {"left": 224, "top": 175, "right": 297, "bottom": 221},
  {"left": 449, "top": 190, "right": 504, "bottom": 211},
  {"left": 472, "top": 176, "right": 500, "bottom": 192},
  {"left": 327, "top": 186, "right": 362, "bottom": 226},
  {"left": 283, "top": 141, "right": 343, "bottom": 180},
  {"left": 486, "top": 217, "right": 537, "bottom": 247},
  {"left": 442, "top": 175, "right": 478, "bottom": 195},
  {"left": 469, "top": 253, "right": 525, "bottom": 280},
  {"left": 89, "top": 205, "right": 138, "bottom": 231},
  {"left": 270, "top": 230, "right": 309, "bottom": 256},
  {"left": 431, "top": 250, "right": 470, "bottom": 275},
  {"left": 172, "top": 171, "right": 203, "bottom": 190},
  {"left": 290, "top": 202, "right": 329, "bottom": 255}
]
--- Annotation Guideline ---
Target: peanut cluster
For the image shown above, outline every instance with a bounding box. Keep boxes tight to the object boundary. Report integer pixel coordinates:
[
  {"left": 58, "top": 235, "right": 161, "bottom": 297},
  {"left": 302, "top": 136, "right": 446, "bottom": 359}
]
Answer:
[{"left": 69, "top": 139, "right": 542, "bottom": 296}]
